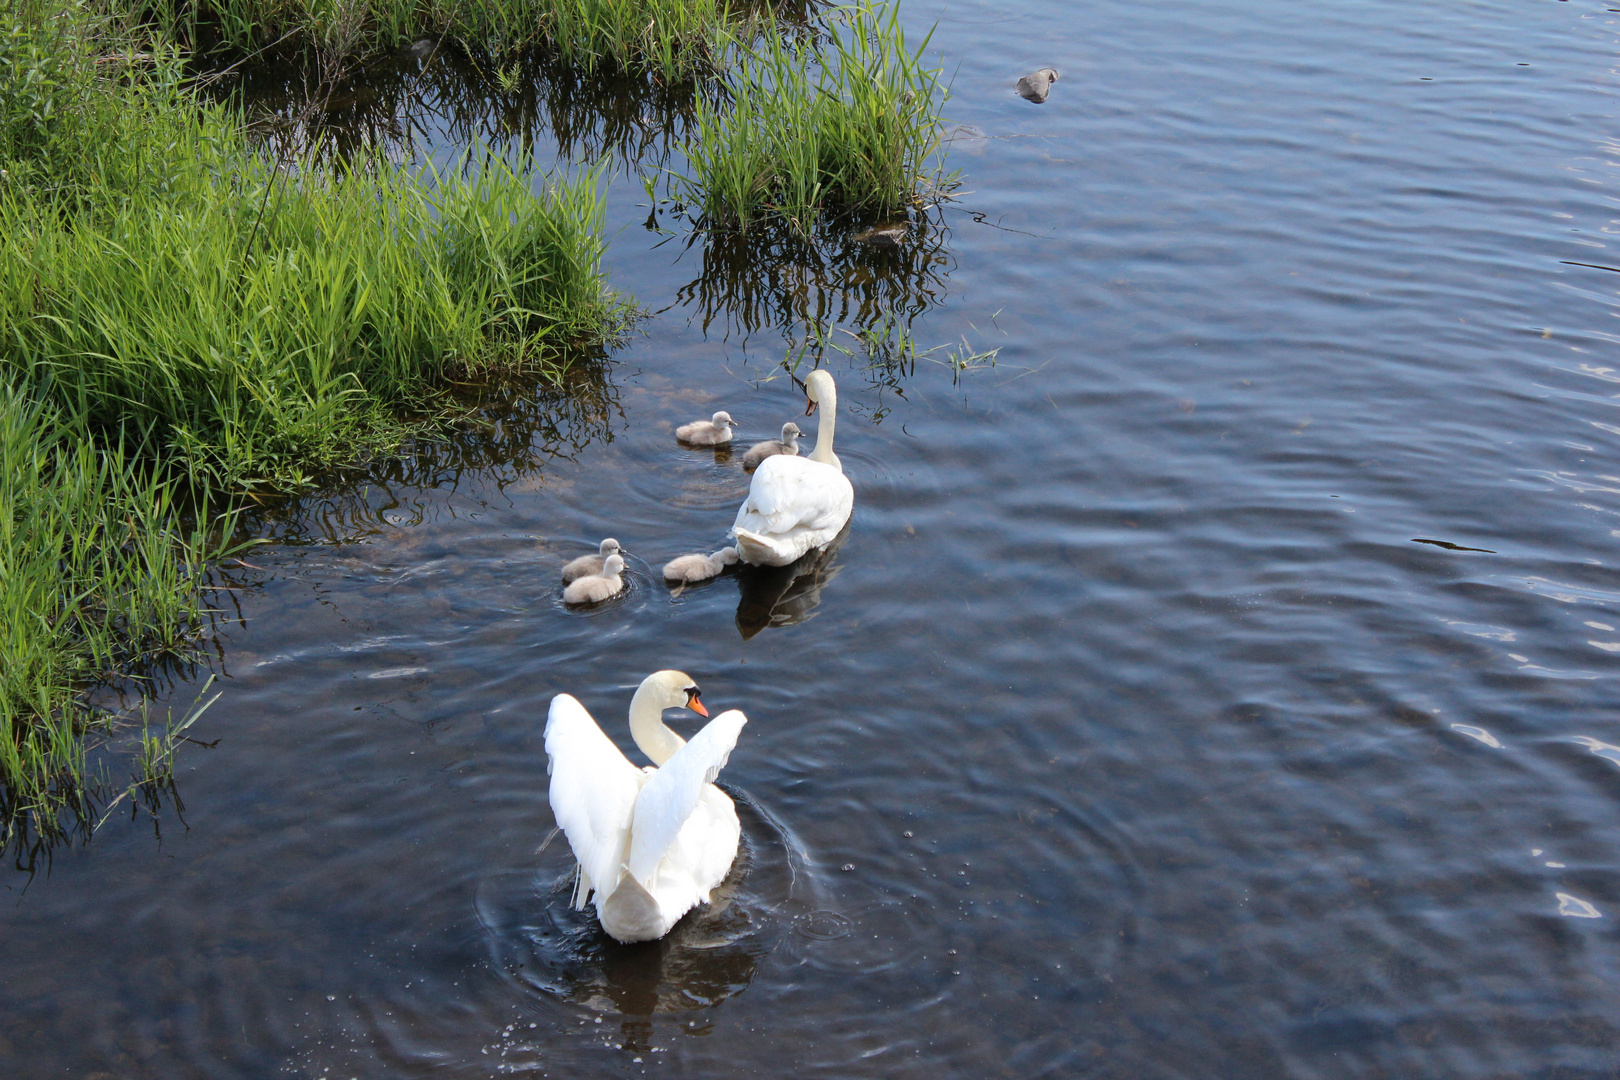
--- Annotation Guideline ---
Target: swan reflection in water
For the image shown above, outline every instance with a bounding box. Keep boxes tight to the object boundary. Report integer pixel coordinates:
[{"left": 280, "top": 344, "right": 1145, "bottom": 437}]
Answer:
[
  {"left": 733, "top": 520, "right": 851, "bottom": 640},
  {"left": 478, "top": 796, "right": 801, "bottom": 1054}
]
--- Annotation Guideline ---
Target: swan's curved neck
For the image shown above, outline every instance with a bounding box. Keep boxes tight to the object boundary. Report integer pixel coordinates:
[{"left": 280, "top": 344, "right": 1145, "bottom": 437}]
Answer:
[
  {"left": 810, "top": 384, "right": 838, "bottom": 467},
  {"left": 628, "top": 683, "right": 686, "bottom": 766}
]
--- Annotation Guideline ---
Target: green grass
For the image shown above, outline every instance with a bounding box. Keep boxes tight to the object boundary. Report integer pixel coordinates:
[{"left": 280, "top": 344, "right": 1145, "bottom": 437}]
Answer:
[
  {"left": 675, "top": 3, "right": 948, "bottom": 234},
  {"left": 0, "top": 143, "right": 627, "bottom": 487},
  {"left": 0, "top": 1, "right": 633, "bottom": 848},
  {"left": 129, "top": 0, "right": 737, "bottom": 75},
  {"left": 0, "top": 387, "right": 230, "bottom": 852},
  {"left": 0, "top": 3, "right": 627, "bottom": 493},
  {"left": 0, "top": 0, "right": 629, "bottom": 489}
]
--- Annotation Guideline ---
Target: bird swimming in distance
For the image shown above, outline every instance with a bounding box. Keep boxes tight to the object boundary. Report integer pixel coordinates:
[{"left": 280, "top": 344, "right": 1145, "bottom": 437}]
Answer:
[
  {"left": 676, "top": 411, "right": 737, "bottom": 446},
  {"left": 662, "top": 547, "right": 739, "bottom": 584},
  {"left": 742, "top": 422, "right": 802, "bottom": 472},
  {"left": 851, "top": 221, "right": 908, "bottom": 248},
  {"left": 1016, "top": 67, "right": 1060, "bottom": 104},
  {"left": 562, "top": 538, "right": 622, "bottom": 585},
  {"left": 544, "top": 671, "right": 748, "bottom": 943},
  {"left": 563, "top": 553, "right": 625, "bottom": 604}
]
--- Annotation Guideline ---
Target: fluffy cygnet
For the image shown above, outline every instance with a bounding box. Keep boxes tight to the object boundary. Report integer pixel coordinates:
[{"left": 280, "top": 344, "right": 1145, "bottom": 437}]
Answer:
[
  {"left": 676, "top": 411, "right": 736, "bottom": 446},
  {"left": 564, "top": 554, "right": 626, "bottom": 604},
  {"left": 662, "top": 547, "right": 739, "bottom": 584},
  {"left": 562, "top": 538, "right": 622, "bottom": 585},
  {"left": 742, "top": 422, "right": 802, "bottom": 472},
  {"left": 1016, "top": 67, "right": 1060, "bottom": 104}
]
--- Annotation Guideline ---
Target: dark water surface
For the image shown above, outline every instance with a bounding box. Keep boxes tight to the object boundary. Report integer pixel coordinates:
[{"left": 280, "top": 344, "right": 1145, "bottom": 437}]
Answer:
[{"left": 11, "top": 1, "right": 1620, "bottom": 1076}]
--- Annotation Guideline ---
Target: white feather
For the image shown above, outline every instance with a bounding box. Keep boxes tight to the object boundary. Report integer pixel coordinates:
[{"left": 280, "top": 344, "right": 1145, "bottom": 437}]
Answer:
[
  {"left": 731, "top": 455, "right": 854, "bottom": 566},
  {"left": 543, "top": 694, "right": 641, "bottom": 909},
  {"left": 626, "top": 709, "right": 746, "bottom": 885}
]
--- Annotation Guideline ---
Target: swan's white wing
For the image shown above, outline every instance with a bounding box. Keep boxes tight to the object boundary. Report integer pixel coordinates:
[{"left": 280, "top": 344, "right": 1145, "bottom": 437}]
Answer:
[
  {"left": 544, "top": 694, "right": 641, "bottom": 907},
  {"left": 625, "top": 709, "right": 748, "bottom": 886}
]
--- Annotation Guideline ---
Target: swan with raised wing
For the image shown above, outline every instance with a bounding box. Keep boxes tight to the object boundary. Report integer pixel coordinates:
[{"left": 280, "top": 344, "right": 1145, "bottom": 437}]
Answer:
[
  {"left": 729, "top": 370, "right": 854, "bottom": 567},
  {"left": 544, "top": 670, "right": 747, "bottom": 943}
]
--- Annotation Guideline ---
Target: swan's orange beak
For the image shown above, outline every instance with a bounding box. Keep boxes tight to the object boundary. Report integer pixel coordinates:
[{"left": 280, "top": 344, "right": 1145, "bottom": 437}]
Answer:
[
  {"left": 804, "top": 397, "right": 818, "bottom": 416},
  {"left": 685, "top": 689, "right": 709, "bottom": 718}
]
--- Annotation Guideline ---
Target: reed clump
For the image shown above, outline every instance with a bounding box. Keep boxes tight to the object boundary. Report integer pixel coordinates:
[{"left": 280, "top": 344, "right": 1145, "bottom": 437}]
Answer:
[
  {"left": 677, "top": 3, "right": 947, "bottom": 235},
  {"left": 0, "top": 12, "right": 629, "bottom": 491},
  {"left": 1, "top": 144, "right": 626, "bottom": 487},
  {"left": 130, "top": 0, "right": 733, "bottom": 74},
  {"left": 0, "top": 387, "right": 228, "bottom": 850},
  {"left": 0, "top": 0, "right": 632, "bottom": 847}
]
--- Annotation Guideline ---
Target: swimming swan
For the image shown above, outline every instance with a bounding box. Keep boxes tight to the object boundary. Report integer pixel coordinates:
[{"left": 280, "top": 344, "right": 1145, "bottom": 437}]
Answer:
[
  {"left": 730, "top": 370, "right": 854, "bottom": 567},
  {"left": 676, "top": 411, "right": 736, "bottom": 446},
  {"left": 663, "top": 546, "right": 739, "bottom": 584},
  {"left": 563, "top": 553, "right": 625, "bottom": 604},
  {"left": 562, "top": 538, "right": 622, "bottom": 585},
  {"left": 742, "top": 422, "right": 802, "bottom": 472},
  {"left": 544, "top": 670, "right": 747, "bottom": 943}
]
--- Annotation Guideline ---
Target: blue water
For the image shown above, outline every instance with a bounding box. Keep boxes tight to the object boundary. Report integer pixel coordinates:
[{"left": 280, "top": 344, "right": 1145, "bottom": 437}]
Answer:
[{"left": 8, "top": 1, "right": 1620, "bottom": 1076}]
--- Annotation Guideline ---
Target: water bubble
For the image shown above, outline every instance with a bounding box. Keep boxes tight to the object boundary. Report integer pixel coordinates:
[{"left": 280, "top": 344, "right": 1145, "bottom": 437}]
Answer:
[{"left": 794, "top": 910, "right": 854, "bottom": 941}]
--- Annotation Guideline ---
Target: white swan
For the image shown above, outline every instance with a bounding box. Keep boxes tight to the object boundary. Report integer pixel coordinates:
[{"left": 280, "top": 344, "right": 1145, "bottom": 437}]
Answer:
[
  {"left": 676, "top": 411, "right": 736, "bottom": 446},
  {"left": 730, "top": 370, "right": 854, "bottom": 566},
  {"left": 563, "top": 553, "right": 625, "bottom": 604},
  {"left": 742, "top": 422, "right": 802, "bottom": 472},
  {"left": 544, "top": 671, "right": 747, "bottom": 943},
  {"left": 562, "top": 537, "right": 622, "bottom": 585},
  {"left": 663, "top": 546, "right": 739, "bottom": 584}
]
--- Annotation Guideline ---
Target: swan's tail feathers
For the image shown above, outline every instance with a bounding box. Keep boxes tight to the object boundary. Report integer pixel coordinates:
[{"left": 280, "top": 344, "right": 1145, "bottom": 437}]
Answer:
[
  {"left": 732, "top": 527, "right": 795, "bottom": 567},
  {"left": 571, "top": 864, "right": 594, "bottom": 910},
  {"left": 597, "top": 872, "right": 667, "bottom": 943}
]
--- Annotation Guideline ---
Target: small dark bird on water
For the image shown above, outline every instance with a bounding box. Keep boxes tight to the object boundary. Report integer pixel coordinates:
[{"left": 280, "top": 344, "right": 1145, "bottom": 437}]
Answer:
[
  {"left": 1016, "top": 68, "right": 1060, "bottom": 104},
  {"left": 851, "top": 221, "right": 908, "bottom": 248}
]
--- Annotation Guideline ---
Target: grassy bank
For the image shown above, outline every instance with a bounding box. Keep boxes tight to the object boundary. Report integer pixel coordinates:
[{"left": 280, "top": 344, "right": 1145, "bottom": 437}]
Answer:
[
  {"left": 0, "top": 0, "right": 630, "bottom": 848},
  {"left": 0, "top": 146, "right": 625, "bottom": 487},
  {"left": 1, "top": 2, "right": 628, "bottom": 489},
  {"left": 131, "top": 0, "right": 739, "bottom": 74},
  {"left": 676, "top": 4, "right": 948, "bottom": 234},
  {"left": 0, "top": 387, "right": 229, "bottom": 853}
]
